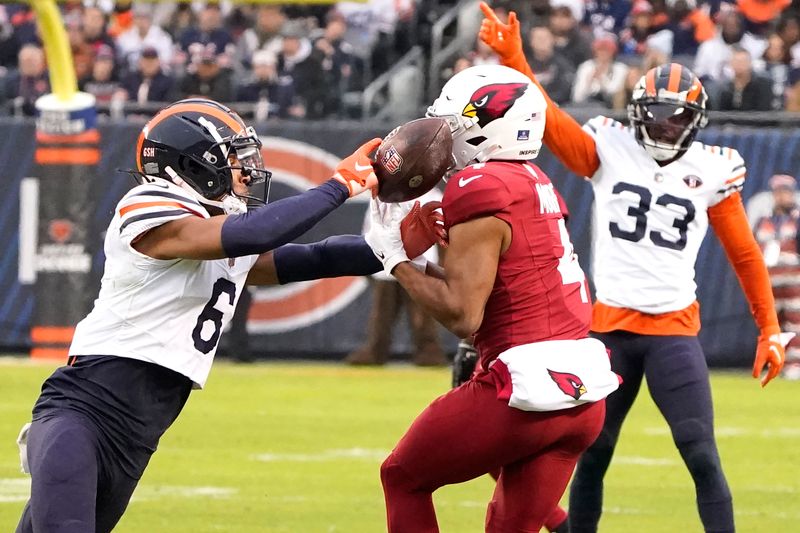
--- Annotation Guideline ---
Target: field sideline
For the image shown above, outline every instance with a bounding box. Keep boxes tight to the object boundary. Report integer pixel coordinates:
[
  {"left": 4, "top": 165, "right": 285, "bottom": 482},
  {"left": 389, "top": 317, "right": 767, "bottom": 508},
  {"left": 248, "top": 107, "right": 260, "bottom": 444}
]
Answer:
[{"left": 1, "top": 357, "right": 799, "bottom": 532}]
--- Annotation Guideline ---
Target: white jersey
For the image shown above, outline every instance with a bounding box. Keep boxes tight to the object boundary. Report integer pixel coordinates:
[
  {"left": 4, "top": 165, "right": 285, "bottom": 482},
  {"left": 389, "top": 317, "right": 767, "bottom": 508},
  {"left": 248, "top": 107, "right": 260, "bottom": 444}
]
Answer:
[
  {"left": 69, "top": 180, "right": 258, "bottom": 388},
  {"left": 584, "top": 116, "right": 745, "bottom": 314}
]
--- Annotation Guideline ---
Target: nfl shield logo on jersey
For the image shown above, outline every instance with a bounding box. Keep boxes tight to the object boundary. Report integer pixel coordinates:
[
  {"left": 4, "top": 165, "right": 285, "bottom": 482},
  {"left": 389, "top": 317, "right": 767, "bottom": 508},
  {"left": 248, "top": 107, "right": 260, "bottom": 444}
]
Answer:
[
  {"left": 381, "top": 145, "right": 404, "bottom": 175},
  {"left": 683, "top": 175, "right": 703, "bottom": 188}
]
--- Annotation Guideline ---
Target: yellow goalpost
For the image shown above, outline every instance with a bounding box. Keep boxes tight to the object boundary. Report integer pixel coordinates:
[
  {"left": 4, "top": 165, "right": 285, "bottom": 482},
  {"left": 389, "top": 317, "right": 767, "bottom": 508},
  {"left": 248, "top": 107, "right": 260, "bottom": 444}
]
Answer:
[{"left": 29, "top": 0, "right": 77, "bottom": 101}]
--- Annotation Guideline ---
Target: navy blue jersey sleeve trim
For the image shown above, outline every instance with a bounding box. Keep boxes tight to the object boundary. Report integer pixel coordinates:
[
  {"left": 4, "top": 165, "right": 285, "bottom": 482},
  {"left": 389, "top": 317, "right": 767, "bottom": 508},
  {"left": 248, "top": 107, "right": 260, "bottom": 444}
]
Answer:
[{"left": 273, "top": 235, "right": 382, "bottom": 284}]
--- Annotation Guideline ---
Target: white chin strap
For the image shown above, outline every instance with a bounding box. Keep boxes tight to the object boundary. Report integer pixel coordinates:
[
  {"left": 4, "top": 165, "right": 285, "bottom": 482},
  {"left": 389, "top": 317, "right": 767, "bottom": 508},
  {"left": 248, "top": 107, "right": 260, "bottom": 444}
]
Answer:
[
  {"left": 164, "top": 166, "right": 247, "bottom": 215},
  {"left": 643, "top": 142, "right": 680, "bottom": 162}
]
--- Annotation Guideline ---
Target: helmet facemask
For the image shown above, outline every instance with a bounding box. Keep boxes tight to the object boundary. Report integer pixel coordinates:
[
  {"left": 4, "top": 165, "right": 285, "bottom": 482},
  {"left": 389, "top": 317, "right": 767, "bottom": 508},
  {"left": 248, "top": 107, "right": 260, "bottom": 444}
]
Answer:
[
  {"left": 181, "top": 118, "right": 272, "bottom": 214},
  {"left": 425, "top": 110, "right": 483, "bottom": 171},
  {"left": 628, "top": 64, "right": 709, "bottom": 163}
]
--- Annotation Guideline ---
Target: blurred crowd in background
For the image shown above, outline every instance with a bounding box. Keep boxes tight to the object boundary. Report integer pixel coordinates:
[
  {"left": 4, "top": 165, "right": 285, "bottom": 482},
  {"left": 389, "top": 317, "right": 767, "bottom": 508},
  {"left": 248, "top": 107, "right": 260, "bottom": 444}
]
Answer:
[{"left": 2, "top": 0, "right": 800, "bottom": 120}]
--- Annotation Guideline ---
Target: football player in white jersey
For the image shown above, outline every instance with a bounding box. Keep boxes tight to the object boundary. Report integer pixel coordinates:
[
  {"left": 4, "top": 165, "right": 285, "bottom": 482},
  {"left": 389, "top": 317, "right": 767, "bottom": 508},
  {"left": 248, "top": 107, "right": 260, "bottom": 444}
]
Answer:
[
  {"left": 15, "top": 99, "right": 442, "bottom": 533},
  {"left": 479, "top": 4, "right": 789, "bottom": 533}
]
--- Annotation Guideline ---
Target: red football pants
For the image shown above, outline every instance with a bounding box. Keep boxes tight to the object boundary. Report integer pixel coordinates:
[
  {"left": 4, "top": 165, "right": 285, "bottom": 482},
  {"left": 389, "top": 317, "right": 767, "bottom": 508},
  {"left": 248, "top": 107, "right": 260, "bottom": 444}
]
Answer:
[{"left": 381, "top": 372, "right": 605, "bottom": 533}]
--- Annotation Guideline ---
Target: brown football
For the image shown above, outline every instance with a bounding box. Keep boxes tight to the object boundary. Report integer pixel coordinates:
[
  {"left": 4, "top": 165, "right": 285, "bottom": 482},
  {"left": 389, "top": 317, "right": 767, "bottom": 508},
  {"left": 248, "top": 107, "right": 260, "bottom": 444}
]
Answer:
[{"left": 374, "top": 117, "right": 453, "bottom": 203}]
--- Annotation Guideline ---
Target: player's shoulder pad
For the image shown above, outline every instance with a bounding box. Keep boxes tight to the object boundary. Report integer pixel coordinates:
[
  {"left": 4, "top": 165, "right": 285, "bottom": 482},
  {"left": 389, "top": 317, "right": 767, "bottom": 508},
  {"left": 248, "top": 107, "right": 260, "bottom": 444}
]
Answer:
[
  {"left": 697, "top": 143, "right": 746, "bottom": 194},
  {"left": 700, "top": 143, "right": 747, "bottom": 189},
  {"left": 583, "top": 115, "right": 626, "bottom": 136},
  {"left": 116, "top": 180, "right": 209, "bottom": 242},
  {"left": 443, "top": 164, "right": 512, "bottom": 229},
  {"left": 118, "top": 181, "right": 208, "bottom": 218}
]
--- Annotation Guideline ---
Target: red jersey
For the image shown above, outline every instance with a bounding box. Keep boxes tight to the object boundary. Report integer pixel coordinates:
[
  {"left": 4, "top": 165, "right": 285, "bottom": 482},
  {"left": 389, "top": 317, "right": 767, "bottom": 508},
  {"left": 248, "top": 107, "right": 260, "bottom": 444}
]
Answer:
[{"left": 442, "top": 161, "right": 591, "bottom": 365}]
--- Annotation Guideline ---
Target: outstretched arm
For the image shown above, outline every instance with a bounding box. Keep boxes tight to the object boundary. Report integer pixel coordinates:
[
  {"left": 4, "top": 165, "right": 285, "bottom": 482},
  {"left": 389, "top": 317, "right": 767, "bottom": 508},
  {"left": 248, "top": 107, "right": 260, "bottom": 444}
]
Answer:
[
  {"left": 478, "top": 2, "right": 600, "bottom": 178},
  {"left": 708, "top": 193, "right": 784, "bottom": 386},
  {"left": 133, "top": 139, "right": 381, "bottom": 261},
  {"left": 246, "top": 200, "right": 447, "bottom": 285}
]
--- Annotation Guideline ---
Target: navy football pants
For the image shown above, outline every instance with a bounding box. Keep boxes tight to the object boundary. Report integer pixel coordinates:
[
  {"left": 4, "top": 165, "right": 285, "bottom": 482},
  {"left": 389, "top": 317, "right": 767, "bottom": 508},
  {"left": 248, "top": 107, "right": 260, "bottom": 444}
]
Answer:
[
  {"left": 16, "top": 411, "right": 140, "bottom": 533},
  {"left": 568, "top": 332, "right": 734, "bottom": 533}
]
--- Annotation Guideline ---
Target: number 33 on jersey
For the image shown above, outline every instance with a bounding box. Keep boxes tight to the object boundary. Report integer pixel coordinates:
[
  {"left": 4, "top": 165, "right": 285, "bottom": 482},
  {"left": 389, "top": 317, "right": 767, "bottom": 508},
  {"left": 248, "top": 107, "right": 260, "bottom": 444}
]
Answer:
[{"left": 585, "top": 116, "right": 745, "bottom": 315}]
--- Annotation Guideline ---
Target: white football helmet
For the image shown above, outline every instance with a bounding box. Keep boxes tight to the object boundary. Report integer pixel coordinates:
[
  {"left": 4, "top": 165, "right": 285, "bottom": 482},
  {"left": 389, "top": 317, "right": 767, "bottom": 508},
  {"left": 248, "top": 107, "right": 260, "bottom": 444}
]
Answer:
[{"left": 427, "top": 64, "right": 547, "bottom": 170}]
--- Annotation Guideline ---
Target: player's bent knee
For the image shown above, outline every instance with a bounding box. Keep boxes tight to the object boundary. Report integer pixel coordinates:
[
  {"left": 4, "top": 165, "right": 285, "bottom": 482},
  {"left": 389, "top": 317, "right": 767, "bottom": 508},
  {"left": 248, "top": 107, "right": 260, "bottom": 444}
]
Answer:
[
  {"left": 671, "top": 419, "right": 723, "bottom": 479},
  {"left": 671, "top": 418, "right": 713, "bottom": 446},
  {"left": 33, "top": 423, "right": 97, "bottom": 484},
  {"left": 380, "top": 454, "right": 415, "bottom": 493}
]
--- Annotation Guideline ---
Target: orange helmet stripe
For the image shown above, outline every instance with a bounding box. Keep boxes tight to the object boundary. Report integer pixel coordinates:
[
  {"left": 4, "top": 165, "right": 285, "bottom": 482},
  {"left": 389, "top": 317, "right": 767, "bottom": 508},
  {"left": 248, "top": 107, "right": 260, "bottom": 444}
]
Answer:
[
  {"left": 667, "top": 63, "right": 682, "bottom": 93},
  {"left": 135, "top": 129, "right": 145, "bottom": 172},
  {"left": 686, "top": 79, "right": 703, "bottom": 103},
  {"left": 142, "top": 102, "right": 244, "bottom": 141},
  {"left": 136, "top": 102, "right": 245, "bottom": 173},
  {"left": 645, "top": 68, "right": 657, "bottom": 97}
]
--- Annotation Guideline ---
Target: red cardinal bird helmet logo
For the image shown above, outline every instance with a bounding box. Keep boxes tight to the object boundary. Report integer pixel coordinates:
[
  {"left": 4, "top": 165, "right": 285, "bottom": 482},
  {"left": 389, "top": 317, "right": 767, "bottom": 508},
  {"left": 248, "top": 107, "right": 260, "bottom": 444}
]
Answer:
[
  {"left": 548, "top": 369, "right": 587, "bottom": 400},
  {"left": 462, "top": 83, "right": 528, "bottom": 128}
]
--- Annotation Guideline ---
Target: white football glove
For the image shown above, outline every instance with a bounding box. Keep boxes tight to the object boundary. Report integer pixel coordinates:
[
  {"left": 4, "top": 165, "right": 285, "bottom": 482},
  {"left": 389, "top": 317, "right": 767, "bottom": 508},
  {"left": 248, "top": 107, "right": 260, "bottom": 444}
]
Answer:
[
  {"left": 365, "top": 198, "right": 413, "bottom": 275},
  {"left": 17, "top": 422, "right": 31, "bottom": 474}
]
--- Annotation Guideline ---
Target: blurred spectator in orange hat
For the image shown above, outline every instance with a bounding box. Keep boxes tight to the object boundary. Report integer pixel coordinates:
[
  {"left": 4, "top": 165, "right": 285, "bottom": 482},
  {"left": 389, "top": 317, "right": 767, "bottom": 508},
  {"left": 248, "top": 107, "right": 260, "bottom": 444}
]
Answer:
[
  {"left": 121, "top": 46, "right": 175, "bottom": 104},
  {"left": 752, "top": 174, "right": 800, "bottom": 379},
  {"left": 116, "top": 3, "right": 174, "bottom": 72},
  {"left": 738, "top": 0, "right": 792, "bottom": 36},
  {"left": 572, "top": 32, "right": 629, "bottom": 107},
  {"left": 548, "top": 0, "right": 592, "bottom": 70},
  {"left": 525, "top": 25, "right": 575, "bottom": 104},
  {"left": 107, "top": 0, "right": 134, "bottom": 39}
]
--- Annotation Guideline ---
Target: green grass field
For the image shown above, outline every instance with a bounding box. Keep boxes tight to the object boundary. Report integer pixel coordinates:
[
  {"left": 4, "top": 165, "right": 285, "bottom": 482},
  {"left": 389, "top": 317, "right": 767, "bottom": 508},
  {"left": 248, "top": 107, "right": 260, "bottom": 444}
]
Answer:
[{"left": 1, "top": 358, "right": 799, "bottom": 532}]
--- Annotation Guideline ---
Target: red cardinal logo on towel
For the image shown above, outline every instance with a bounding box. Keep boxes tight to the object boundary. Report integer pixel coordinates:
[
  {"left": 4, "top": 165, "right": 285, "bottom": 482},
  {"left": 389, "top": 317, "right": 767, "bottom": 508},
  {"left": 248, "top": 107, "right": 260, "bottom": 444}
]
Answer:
[{"left": 547, "top": 369, "right": 587, "bottom": 400}]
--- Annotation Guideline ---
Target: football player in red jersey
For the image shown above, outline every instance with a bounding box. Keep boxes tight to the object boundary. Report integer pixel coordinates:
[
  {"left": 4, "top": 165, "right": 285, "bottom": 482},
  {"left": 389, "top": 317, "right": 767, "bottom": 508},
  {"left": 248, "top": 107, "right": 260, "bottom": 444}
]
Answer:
[{"left": 363, "top": 64, "right": 620, "bottom": 532}]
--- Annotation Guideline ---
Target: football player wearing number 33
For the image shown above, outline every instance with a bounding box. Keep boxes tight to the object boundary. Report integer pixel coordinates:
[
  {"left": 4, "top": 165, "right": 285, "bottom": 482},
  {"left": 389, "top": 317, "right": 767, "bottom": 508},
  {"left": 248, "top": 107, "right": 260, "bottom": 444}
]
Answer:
[
  {"left": 479, "top": 3, "right": 791, "bottom": 532},
  {"left": 14, "top": 99, "right": 445, "bottom": 533}
]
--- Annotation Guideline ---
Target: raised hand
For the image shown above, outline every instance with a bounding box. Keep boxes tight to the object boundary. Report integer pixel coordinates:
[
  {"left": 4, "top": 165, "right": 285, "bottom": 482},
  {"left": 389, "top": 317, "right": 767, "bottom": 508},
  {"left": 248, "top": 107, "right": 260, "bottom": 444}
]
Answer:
[
  {"left": 478, "top": 1, "right": 523, "bottom": 61},
  {"left": 333, "top": 138, "right": 382, "bottom": 197}
]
